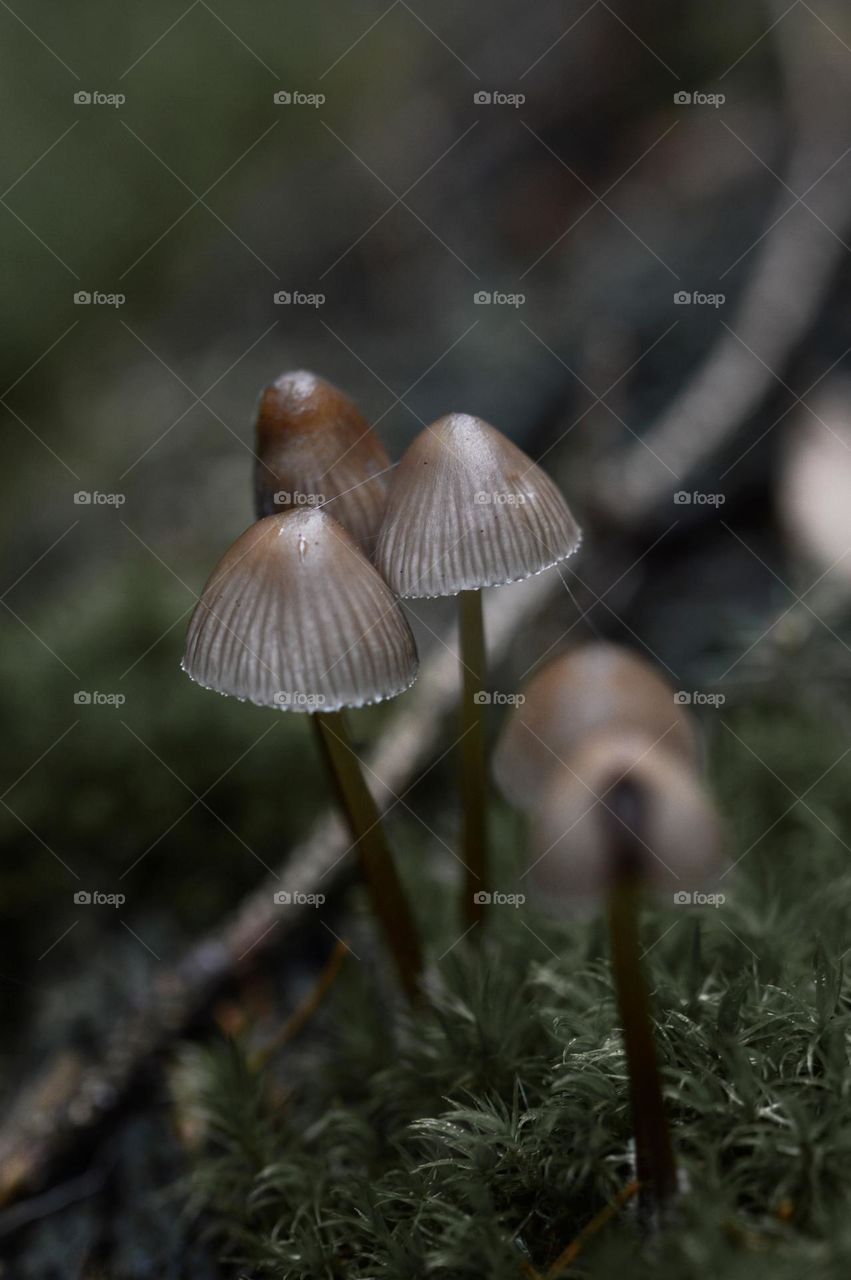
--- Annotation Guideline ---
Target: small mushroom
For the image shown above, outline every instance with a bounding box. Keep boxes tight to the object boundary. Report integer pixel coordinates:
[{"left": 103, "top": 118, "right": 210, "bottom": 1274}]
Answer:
[
  {"left": 526, "top": 726, "right": 724, "bottom": 1220},
  {"left": 375, "top": 413, "right": 581, "bottom": 926},
  {"left": 493, "top": 642, "right": 699, "bottom": 812},
  {"left": 182, "top": 508, "right": 422, "bottom": 999},
  {"left": 528, "top": 728, "right": 723, "bottom": 910},
  {"left": 254, "top": 370, "right": 392, "bottom": 552}
]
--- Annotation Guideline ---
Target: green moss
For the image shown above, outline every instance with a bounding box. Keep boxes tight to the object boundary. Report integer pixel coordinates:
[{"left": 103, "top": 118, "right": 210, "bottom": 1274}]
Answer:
[{"left": 180, "top": 699, "right": 851, "bottom": 1277}]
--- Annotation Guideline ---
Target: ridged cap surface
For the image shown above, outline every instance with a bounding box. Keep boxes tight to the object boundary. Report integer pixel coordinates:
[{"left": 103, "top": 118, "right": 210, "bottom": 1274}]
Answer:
[
  {"left": 375, "top": 414, "right": 581, "bottom": 597},
  {"left": 182, "top": 509, "right": 418, "bottom": 712}
]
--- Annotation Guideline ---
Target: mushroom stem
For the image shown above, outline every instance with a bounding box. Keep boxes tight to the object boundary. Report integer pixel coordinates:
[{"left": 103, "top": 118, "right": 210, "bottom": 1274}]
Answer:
[
  {"left": 313, "top": 711, "right": 423, "bottom": 1002},
  {"left": 459, "top": 589, "right": 488, "bottom": 927},
  {"left": 605, "top": 782, "right": 677, "bottom": 1219}
]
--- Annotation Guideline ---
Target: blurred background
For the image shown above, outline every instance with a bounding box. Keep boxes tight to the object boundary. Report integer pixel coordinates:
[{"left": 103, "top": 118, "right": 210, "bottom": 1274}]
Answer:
[{"left": 3, "top": 0, "right": 851, "bottom": 1272}]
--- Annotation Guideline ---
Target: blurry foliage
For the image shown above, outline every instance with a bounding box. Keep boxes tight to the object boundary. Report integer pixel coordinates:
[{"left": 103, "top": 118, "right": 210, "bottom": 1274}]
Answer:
[{"left": 180, "top": 694, "right": 851, "bottom": 1277}]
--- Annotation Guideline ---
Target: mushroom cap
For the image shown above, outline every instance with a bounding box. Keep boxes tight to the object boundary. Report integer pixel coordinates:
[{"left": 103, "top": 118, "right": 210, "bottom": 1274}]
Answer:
[
  {"left": 493, "top": 642, "right": 699, "bottom": 811},
  {"left": 778, "top": 384, "right": 851, "bottom": 590},
  {"left": 182, "top": 509, "right": 418, "bottom": 712},
  {"left": 375, "top": 413, "right": 581, "bottom": 598},
  {"left": 254, "top": 370, "right": 391, "bottom": 552},
  {"left": 527, "top": 728, "right": 724, "bottom": 912}
]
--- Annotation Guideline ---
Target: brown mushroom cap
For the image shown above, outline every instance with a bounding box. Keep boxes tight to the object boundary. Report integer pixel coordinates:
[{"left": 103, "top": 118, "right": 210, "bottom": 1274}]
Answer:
[
  {"left": 375, "top": 413, "right": 581, "bottom": 598},
  {"left": 254, "top": 370, "right": 391, "bottom": 552},
  {"left": 182, "top": 509, "right": 418, "bottom": 712},
  {"left": 493, "top": 642, "right": 699, "bottom": 811},
  {"left": 528, "top": 728, "right": 724, "bottom": 910}
]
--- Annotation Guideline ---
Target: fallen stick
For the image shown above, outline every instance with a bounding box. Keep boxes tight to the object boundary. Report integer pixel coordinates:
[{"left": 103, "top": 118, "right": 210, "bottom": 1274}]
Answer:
[{"left": 600, "top": 0, "right": 851, "bottom": 524}]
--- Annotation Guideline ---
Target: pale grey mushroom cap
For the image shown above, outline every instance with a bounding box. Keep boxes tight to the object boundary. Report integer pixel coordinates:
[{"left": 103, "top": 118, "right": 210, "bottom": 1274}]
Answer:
[
  {"left": 375, "top": 413, "right": 581, "bottom": 598},
  {"left": 493, "top": 642, "right": 699, "bottom": 811},
  {"left": 182, "top": 509, "right": 418, "bottom": 712},
  {"left": 528, "top": 729, "right": 724, "bottom": 914}
]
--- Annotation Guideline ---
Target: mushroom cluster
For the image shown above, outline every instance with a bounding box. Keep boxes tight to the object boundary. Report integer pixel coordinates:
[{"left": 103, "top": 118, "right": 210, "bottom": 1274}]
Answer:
[{"left": 182, "top": 376, "right": 423, "bottom": 1000}]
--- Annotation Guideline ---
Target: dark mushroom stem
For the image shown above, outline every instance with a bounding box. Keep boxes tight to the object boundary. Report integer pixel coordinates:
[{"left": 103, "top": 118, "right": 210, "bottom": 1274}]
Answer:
[
  {"left": 604, "top": 779, "right": 677, "bottom": 1219},
  {"left": 459, "top": 589, "right": 488, "bottom": 927},
  {"left": 313, "top": 710, "right": 423, "bottom": 1002}
]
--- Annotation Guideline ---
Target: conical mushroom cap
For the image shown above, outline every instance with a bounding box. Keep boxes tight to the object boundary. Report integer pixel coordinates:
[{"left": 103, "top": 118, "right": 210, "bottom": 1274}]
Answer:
[
  {"left": 528, "top": 729, "right": 724, "bottom": 912},
  {"left": 182, "top": 509, "right": 418, "bottom": 712},
  {"left": 375, "top": 414, "right": 581, "bottom": 598},
  {"left": 254, "top": 370, "right": 391, "bottom": 552},
  {"left": 493, "top": 643, "right": 699, "bottom": 810}
]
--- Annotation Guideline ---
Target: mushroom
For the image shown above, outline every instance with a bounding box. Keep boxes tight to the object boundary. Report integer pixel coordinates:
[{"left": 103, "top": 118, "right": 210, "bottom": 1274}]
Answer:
[
  {"left": 182, "top": 507, "right": 422, "bottom": 999},
  {"left": 528, "top": 728, "right": 723, "bottom": 909},
  {"left": 525, "top": 727, "right": 724, "bottom": 1219},
  {"left": 493, "top": 642, "right": 699, "bottom": 811},
  {"left": 254, "top": 370, "right": 392, "bottom": 553},
  {"left": 375, "top": 413, "right": 581, "bottom": 926}
]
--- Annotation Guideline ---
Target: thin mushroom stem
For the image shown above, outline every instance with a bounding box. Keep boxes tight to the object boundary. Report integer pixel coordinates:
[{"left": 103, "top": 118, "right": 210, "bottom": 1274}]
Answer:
[
  {"left": 459, "top": 589, "right": 488, "bottom": 927},
  {"left": 604, "top": 780, "right": 677, "bottom": 1220},
  {"left": 313, "top": 710, "right": 423, "bottom": 1002}
]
